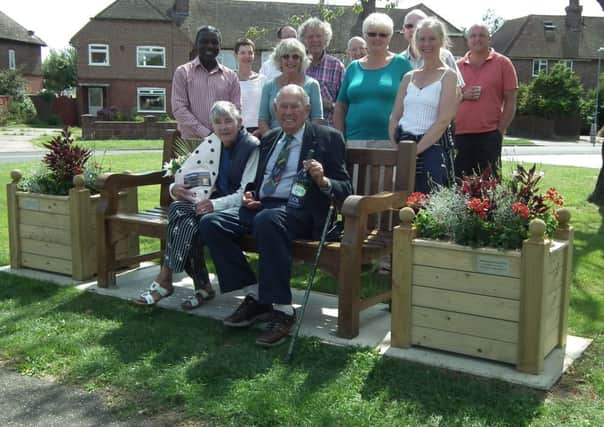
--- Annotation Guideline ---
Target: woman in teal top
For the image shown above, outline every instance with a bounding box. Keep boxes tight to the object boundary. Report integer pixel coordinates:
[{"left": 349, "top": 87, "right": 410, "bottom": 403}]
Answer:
[
  {"left": 334, "top": 13, "right": 412, "bottom": 141},
  {"left": 257, "top": 38, "right": 323, "bottom": 135}
]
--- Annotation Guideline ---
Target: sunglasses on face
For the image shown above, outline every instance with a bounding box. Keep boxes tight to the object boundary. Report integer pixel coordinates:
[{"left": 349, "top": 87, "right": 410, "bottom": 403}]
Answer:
[
  {"left": 281, "top": 54, "right": 301, "bottom": 60},
  {"left": 366, "top": 32, "right": 390, "bottom": 38},
  {"left": 404, "top": 23, "right": 415, "bottom": 29}
]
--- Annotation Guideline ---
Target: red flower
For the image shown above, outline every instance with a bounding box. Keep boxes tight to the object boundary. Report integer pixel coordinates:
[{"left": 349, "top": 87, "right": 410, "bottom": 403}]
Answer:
[
  {"left": 545, "top": 187, "right": 564, "bottom": 207},
  {"left": 511, "top": 202, "right": 530, "bottom": 219},
  {"left": 466, "top": 197, "right": 490, "bottom": 219},
  {"left": 406, "top": 192, "right": 430, "bottom": 211}
]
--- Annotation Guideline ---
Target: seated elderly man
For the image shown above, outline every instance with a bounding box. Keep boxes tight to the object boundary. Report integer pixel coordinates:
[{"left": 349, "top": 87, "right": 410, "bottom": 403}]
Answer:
[{"left": 199, "top": 84, "right": 352, "bottom": 347}]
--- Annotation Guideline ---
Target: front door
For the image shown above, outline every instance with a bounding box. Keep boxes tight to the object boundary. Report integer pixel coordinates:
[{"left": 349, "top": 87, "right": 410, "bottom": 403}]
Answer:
[{"left": 88, "top": 87, "right": 103, "bottom": 115}]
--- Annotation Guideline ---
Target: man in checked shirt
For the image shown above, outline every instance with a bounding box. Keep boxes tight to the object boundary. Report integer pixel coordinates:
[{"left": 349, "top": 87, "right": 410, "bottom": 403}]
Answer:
[{"left": 171, "top": 25, "right": 241, "bottom": 139}]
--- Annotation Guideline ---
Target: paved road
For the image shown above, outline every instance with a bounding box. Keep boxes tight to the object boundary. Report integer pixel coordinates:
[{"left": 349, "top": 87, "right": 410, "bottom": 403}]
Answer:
[{"left": 0, "top": 367, "right": 162, "bottom": 427}]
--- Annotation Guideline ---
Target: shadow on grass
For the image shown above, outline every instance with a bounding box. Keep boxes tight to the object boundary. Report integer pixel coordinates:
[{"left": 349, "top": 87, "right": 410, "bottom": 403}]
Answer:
[
  {"left": 0, "top": 272, "right": 552, "bottom": 425},
  {"left": 361, "top": 357, "right": 543, "bottom": 426}
]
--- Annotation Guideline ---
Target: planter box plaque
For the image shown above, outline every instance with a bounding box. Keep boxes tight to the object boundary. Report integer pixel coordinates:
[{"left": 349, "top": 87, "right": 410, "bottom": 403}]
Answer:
[
  {"left": 391, "top": 207, "right": 574, "bottom": 374},
  {"left": 7, "top": 171, "right": 138, "bottom": 280}
]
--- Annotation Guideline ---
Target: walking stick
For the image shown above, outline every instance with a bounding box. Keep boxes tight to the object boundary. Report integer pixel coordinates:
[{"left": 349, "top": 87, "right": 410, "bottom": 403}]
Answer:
[{"left": 285, "top": 204, "right": 335, "bottom": 363}]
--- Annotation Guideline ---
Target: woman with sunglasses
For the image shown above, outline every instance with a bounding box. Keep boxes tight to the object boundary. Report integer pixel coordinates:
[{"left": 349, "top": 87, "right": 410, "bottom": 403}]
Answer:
[
  {"left": 257, "top": 38, "right": 323, "bottom": 136},
  {"left": 388, "top": 17, "right": 458, "bottom": 193},
  {"left": 334, "top": 13, "right": 412, "bottom": 141}
]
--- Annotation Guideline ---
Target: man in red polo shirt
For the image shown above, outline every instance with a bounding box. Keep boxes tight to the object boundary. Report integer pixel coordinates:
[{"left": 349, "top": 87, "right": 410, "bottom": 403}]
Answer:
[{"left": 455, "top": 23, "right": 518, "bottom": 178}]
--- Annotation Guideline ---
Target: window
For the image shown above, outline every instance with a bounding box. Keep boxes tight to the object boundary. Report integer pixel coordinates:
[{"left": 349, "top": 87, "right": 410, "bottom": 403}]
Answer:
[
  {"left": 88, "top": 44, "right": 109, "bottom": 66},
  {"left": 8, "top": 49, "right": 15, "bottom": 70},
  {"left": 137, "top": 46, "right": 165, "bottom": 68},
  {"left": 137, "top": 88, "right": 166, "bottom": 113},
  {"left": 532, "top": 59, "right": 548, "bottom": 77},
  {"left": 217, "top": 49, "right": 237, "bottom": 70},
  {"left": 558, "top": 59, "right": 574, "bottom": 71}
]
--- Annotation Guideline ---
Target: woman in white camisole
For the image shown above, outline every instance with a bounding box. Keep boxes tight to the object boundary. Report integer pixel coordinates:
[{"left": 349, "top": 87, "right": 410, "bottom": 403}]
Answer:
[{"left": 388, "top": 17, "right": 458, "bottom": 193}]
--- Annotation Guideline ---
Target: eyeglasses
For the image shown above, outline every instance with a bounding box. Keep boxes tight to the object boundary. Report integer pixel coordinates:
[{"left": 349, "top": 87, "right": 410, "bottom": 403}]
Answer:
[
  {"left": 404, "top": 23, "right": 415, "bottom": 30},
  {"left": 366, "top": 32, "right": 390, "bottom": 38},
  {"left": 281, "top": 53, "right": 301, "bottom": 60}
]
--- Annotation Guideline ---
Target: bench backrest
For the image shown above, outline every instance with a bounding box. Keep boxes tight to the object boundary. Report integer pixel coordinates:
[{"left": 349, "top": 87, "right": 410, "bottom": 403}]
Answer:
[
  {"left": 161, "top": 131, "right": 417, "bottom": 230},
  {"left": 346, "top": 140, "right": 416, "bottom": 230}
]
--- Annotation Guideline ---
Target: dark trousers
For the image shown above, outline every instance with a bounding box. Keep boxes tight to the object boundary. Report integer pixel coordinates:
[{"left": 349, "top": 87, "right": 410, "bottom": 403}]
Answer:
[
  {"left": 199, "top": 200, "right": 313, "bottom": 305},
  {"left": 454, "top": 130, "right": 503, "bottom": 178},
  {"left": 415, "top": 144, "right": 449, "bottom": 194}
]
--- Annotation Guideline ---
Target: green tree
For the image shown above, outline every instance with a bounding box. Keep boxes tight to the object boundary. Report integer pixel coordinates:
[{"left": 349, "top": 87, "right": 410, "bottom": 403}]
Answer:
[
  {"left": 523, "top": 62, "right": 585, "bottom": 118},
  {"left": 42, "top": 47, "right": 77, "bottom": 95},
  {"left": 0, "top": 69, "right": 36, "bottom": 124},
  {"left": 482, "top": 8, "right": 504, "bottom": 34}
]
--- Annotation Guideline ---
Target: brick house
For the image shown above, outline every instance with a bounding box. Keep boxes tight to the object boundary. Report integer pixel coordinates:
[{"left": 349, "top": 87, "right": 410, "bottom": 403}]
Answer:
[
  {"left": 70, "top": 0, "right": 463, "bottom": 117},
  {"left": 491, "top": 0, "right": 604, "bottom": 89},
  {"left": 0, "top": 10, "right": 46, "bottom": 94}
]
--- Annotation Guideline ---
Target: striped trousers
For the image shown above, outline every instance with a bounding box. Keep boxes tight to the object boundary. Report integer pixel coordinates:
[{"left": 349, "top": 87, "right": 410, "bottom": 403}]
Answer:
[{"left": 163, "top": 201, "right": 210, "bottom": 290}]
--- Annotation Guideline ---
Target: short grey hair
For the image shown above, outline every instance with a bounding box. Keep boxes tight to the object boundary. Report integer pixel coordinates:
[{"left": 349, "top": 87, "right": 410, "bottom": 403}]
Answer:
[
  {"left": 271, "top": 38, "right": 311, "bottom": 72},
  {"left": 362, "top": 13, "right": 394, "bottom": 37},
  {"left": 465, "top": 22, "right": 491, "bottom": 38},
  {"left": 404, "top": 9, "right": 427, "bottom": 24},
  {"left": 414, "top": 17, "right": 451, "bottom": 52},
  {"left": 298, "top": 17, "right": 333, "bottom": 47},
  {"left": 210, "top": 101, "right": 240, "bottom": 124},
  {"left": 274, "top": 84, "right": 310, "bottom": 108},
  {"left": 347, "top": 36, "right": 366, "bottom": 50}
]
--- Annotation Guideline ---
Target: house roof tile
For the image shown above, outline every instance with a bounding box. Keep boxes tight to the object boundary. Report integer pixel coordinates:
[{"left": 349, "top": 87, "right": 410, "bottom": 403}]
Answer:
[
  {"left": 492, "top": 14, "right": 604, "bottom": 60},
  {"left": 0, "top": 10, "right": 46, "bottom": 45},
  {"left": 95, "top": 0, "right": 171, "bottom": 22}
]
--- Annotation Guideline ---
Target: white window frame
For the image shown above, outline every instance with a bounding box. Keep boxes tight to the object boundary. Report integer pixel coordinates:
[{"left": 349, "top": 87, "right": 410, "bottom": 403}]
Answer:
[
  {"left": 558, "top": 59, "right": 574, "bottom": 71},
  {"left": 137, "top": 87, "right": 166, "bottom": 113},
  {"left": 532, "top": 59, "right": 548, "bottom": 77},
  {"left": 88, "top": 44, "right": 110, "bottom": 66},
  {"left": 8, "top": 49, "right": 16, "bottom": 70},
  {"left": 136, "top": 46, "right": 166, "bottom": 68}
]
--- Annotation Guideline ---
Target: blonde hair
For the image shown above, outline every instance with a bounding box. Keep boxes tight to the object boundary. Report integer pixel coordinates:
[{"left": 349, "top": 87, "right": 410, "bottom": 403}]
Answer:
[
  {"left": 413, "top": 17, "right": 451, "bottom": 54},
  {"left": 271, "top": 38, "right": 311, "bottom": 72}
]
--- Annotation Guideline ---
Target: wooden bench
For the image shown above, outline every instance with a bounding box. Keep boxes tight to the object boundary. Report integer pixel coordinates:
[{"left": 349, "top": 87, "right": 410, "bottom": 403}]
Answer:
[{"left": 96, "top": 129, "right": 416, "bottom": 338}]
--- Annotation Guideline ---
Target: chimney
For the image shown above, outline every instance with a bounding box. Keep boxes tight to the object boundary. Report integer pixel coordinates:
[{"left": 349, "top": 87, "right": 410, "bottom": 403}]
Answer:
[
  {"left": 173, "top": 0, "right": 189, "bottom": 16},
  {"left": 565, "top": 0, "right": 583, "bottom": 31},
  {"left": 27, "top": 30, "right": 34, "bottom": 36}
]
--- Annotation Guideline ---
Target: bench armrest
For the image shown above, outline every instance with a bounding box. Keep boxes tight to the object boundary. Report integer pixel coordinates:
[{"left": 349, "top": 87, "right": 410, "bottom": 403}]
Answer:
[
  {"left": 97, "top": 171, "right": 173, "bottom": 194},
  {"left": 341, "top": 191, "right": 407, "bottom": 218}
]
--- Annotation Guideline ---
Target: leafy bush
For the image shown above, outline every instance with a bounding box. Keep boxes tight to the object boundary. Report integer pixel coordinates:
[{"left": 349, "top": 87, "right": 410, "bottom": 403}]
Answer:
[
  {"left": 0, "top": 69, "right": 37, "bottom": 124},
  {"left": 19, "top": 127, "right": 104, "bottom": 195},
  {"left": 523, "top": 63, "right": 585, "bottom": 118}
]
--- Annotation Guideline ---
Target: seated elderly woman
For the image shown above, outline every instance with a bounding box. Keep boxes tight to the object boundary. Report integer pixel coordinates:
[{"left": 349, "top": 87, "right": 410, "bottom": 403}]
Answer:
[
  {"left": 257, "top": 38, "right": 323, "bottom": 136},
  {"left": 135, "top": 101, "right": 259, "bottom": 309}
]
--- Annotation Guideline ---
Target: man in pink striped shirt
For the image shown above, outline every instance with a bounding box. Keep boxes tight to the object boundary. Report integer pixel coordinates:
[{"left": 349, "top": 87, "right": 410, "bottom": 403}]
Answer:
[{"left": 172, "top": 26, "right": 241, "bottom": 139}]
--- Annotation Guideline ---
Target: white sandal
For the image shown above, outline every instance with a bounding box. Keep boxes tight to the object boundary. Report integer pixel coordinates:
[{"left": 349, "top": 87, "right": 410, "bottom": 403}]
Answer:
[
  {"left": 180, "top": 286, "right": 215, "bottom": 311},
  {"left": 134, "top": 281, "right": 174, "bottom": 306}
]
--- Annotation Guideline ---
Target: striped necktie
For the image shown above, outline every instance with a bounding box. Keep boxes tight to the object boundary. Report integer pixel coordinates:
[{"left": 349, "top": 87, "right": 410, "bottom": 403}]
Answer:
[{"left": 262, "top": 134, "right": 294, "bottom": 196}]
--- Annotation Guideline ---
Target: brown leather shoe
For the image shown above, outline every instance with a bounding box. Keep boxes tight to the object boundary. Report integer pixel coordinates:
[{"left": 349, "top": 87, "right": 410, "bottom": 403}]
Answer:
[
  {"left": 255, "top": 309, "right": 296, "bottom": 347},
  {"left": 223, "top": 295, "right": 272, "bottom": 327}
]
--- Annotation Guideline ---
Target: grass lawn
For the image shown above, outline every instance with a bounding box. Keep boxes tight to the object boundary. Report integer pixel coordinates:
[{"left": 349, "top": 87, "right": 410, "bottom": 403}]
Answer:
[
  {"left": 0, "top": 156, "right": 602, "bottom": 426},
  {"left": 503, "top": 138, "right": 534, "bottom": 146},
  {"left": 27, "top": 127, "right": 163, "bottom": 150}
]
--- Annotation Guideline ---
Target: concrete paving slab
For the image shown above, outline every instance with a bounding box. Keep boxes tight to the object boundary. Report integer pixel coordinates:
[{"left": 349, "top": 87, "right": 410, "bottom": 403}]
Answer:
[{"left": 0, "top": 264, "right": 592, "bottom": 390}]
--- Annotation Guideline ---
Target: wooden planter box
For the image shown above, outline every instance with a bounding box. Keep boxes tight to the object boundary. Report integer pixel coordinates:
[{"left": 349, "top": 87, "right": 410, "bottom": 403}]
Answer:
[
  {"left": 391, "top": 207, "right": 574, "bottom": 374},
  {"left": 7, "top": 171, "right": 138, "bottom": 280}
]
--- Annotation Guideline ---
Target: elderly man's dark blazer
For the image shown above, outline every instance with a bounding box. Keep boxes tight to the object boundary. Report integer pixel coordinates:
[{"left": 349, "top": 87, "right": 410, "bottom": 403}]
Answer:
[{"left": 252, "top": 121, "right": 352, "bottom": 238}]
